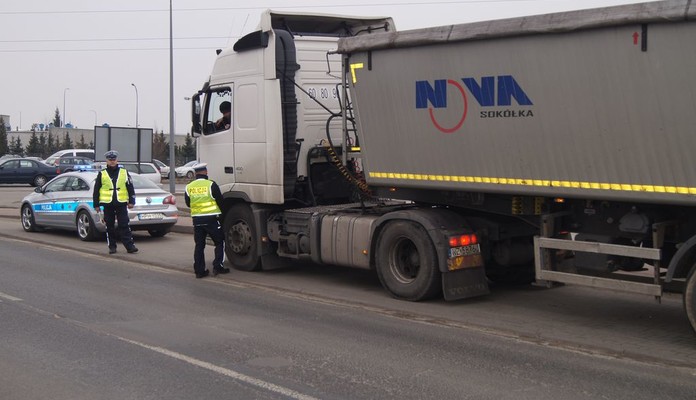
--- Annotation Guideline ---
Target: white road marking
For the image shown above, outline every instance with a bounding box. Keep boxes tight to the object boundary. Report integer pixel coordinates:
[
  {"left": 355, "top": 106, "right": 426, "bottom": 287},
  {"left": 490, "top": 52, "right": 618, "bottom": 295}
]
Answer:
[
  {"left": 0, "top": 291, "right": 22, "bottom": 301},
  {"left": 114, "top": 335, "right": 320, "bottom": 400}
]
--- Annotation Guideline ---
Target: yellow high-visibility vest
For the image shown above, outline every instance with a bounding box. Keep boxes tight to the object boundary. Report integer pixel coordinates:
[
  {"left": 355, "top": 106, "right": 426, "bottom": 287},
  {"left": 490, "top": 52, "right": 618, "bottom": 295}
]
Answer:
[
  {"left": 186, "top": 179, "right": 221, "bottom": 216},
  {"left": 99, "top": 168, "right": 129, "bottom": 204}
]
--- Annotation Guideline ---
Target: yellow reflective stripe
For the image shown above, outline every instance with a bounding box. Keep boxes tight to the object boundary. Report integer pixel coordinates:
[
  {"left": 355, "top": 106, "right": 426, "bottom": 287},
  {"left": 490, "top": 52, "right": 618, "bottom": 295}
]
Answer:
[
  {"left": 350, "top": 63, "right": 364, "bottom": 84},
  {"left": 367, "top": 172, "right": 696, "bottom": 196}
]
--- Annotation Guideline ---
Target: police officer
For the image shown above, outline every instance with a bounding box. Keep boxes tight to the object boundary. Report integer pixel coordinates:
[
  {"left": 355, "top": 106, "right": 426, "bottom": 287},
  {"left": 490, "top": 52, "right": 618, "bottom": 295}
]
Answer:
[
  {"left": 92, "top": 150, "right": 138, "bottom": 254},
  {"left": 185, "top": 163, "right": 230, "bottom": 278}
]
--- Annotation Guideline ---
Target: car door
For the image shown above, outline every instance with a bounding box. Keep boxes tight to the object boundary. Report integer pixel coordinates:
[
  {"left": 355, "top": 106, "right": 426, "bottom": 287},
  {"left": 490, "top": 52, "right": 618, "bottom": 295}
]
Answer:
[
  {"left": 53, "top": 176, "right": 92, "bottom": 227},
  {"left": 32, "top": 176, "right": 69, "bottom": 226},
  {"left": 18, "top": 160, "right": 39, "bottom": 184},
  {"left": 0, "top": 160, "right": 19, "bottom": 183}
]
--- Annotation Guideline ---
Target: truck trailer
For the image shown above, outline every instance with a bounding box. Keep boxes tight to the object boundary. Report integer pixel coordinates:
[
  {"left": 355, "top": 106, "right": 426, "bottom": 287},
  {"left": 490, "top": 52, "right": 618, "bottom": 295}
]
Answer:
[{"left": 190, "top": 1, "right": 696, "bottom": 334}]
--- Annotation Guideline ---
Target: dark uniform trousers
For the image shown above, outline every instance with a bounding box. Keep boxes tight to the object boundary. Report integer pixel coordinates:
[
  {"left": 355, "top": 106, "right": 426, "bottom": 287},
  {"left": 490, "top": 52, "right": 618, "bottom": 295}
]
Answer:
[
  {"left": 193, "top": 216, "right": 225, "bottom": 275},
  {"left": 103, "top": 203, "right": 135, "bottom": 250}
]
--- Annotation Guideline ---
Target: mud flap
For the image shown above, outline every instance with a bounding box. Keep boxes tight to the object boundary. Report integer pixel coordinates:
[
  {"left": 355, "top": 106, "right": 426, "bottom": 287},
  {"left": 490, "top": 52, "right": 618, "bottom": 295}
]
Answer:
[{"left": 442, "top": 267, "right": 490, "bottom": 301}]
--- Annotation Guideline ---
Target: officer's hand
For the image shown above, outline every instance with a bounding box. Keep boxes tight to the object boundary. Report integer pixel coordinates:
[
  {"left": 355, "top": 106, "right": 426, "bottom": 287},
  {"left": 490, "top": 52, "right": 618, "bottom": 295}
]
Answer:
[
  {"left": 95, "top": 207, "right": 101, "bottom": 214},
  {"left": 127, "top": 203, "right": 134, "bottom": 209}
]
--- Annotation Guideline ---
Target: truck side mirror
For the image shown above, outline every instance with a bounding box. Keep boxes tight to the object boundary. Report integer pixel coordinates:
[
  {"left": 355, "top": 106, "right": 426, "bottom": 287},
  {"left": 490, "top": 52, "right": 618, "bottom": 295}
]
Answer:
[{"left": 191, "top": 93, "right": 202, "bottom": 137}]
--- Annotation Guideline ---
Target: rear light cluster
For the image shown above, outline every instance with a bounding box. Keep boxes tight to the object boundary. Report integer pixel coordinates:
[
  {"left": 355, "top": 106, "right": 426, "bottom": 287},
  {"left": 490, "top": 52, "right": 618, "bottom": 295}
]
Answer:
[
  {"left": 448, "top": 234, "right": 478, "bottom": 247},
  {"left": 163, "top": 195, "right": 176, "bottom": 205}
]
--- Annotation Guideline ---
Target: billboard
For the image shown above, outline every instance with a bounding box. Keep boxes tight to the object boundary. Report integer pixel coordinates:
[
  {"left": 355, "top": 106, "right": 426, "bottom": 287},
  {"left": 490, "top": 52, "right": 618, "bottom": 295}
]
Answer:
[{"left": 94, "top": 126, "right": 153, "bottom": 162}]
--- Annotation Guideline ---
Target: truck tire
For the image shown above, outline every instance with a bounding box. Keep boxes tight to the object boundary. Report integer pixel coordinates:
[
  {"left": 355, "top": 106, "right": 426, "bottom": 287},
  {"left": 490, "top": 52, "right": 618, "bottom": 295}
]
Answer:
[
  {"left": 685, "top": 266, "right": 696, "bottom": 335},
  {"left": 224, "top": 204, "right": 261, "bottom": 271},
  {"left": 375, "top": 220, "right": 441, "bottom": 301}
]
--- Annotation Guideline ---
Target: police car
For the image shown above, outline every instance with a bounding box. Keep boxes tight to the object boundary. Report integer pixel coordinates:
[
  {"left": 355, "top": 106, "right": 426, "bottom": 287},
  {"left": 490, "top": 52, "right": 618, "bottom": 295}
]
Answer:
[{"left": 20, "top": 168, "right": 178, "bottom": 240}]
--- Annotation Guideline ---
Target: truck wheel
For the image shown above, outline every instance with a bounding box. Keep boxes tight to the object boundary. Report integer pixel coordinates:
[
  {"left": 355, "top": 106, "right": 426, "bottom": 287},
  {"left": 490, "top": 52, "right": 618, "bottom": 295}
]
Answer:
[
  {"left": 76, "top": 210, "right": 98, "bottom": 241},
  {"left": 685, "top": 266, "right": 696, "bottom": 335},
  {"left": 224, "top": 204, "right": 261, "bottom": 271},
  {"left": 375, "top": 220, "right": 441, "bottom": 301}
]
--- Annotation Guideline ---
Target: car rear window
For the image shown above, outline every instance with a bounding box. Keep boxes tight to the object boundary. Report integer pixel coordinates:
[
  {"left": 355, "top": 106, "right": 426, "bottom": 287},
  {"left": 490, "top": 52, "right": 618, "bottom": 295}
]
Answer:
[
  {"left": 131, "top": 174, "right": 160, "bottom": 189},
  {"left": 138, "top": 165, "right": 157, "bottom": 174}
]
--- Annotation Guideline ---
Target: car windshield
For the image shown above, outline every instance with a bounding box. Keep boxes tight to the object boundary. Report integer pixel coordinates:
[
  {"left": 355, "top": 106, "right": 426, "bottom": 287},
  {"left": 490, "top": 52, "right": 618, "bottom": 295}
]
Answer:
[
  {"left": 131, "top": 174, "right": 161, "bottom": 189},
  {"left": 184, "top": 161, "right": 197, "bottom": 167}
]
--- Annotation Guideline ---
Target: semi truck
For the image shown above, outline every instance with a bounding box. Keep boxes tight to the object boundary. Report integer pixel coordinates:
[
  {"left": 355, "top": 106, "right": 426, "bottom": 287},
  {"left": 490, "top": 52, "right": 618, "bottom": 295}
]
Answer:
[{"left": 190, "top": 0, "right": 696, "bottom": 334}]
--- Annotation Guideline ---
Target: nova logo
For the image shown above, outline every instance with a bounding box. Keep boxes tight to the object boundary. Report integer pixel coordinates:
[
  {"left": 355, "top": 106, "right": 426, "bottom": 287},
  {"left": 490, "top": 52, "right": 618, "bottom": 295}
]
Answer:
[{"left": 416, "top": 76, "right": 534, "bottom": 133}]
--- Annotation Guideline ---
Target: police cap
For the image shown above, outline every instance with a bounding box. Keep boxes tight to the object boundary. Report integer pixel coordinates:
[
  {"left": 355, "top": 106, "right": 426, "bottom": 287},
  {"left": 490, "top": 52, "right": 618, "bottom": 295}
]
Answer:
[
  {"left": 193, "top": 163, "right": 208, "bottom": 172},
  {"left": 104, "top": 150, "right": 119, "bottom": 160}
]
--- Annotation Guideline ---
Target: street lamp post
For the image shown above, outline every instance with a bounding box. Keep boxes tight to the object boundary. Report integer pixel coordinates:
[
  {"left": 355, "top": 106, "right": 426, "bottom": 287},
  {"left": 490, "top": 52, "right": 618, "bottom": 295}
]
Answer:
[
  {"left": 89, "top": 109, "right": 97, "bottom": 126},
  {"left": 131, "top": 83, "right": 139, "bottom": 128},
  {"left": 168, "top": 0, "right": 176, "bottom": 194},
  {"left": 63, "top": 88, "right": 70, "bottom": 127}
]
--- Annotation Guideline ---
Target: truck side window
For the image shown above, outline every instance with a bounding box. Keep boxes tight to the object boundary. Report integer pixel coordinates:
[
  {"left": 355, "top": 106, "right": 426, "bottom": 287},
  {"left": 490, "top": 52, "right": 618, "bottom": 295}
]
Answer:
[{"left": 205, "top": 89, "right": 232, "bottom": 135}]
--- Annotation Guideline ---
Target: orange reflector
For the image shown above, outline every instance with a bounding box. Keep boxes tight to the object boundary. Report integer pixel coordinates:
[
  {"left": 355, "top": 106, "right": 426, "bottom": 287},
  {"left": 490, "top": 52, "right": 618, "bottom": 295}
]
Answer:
[{"left": 554, "top": 197, "right": 565, "bottom": 203}]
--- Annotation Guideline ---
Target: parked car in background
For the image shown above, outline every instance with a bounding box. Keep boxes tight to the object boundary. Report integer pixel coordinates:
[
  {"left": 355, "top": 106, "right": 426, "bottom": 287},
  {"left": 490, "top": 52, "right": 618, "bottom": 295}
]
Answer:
[
  {"left": 20, "top": 171, "right": 178, "bottom": 240},
  {"left": 0, "top": 154, "right": 22, "bottom": 162},
  {"left": 175, "top": 160, "right": 198, "bottom": 179},
  {"left": 153, "top": 159, "right": 170, "bottom": 178},
  {"left": 92, "top": 161, "right": 162, "bottom": 184},
  {"left": 45, "top": 149, "right": 95, "bottom": 166},
  {"left": 56, "top": 156, "right": 93, "bottom": 173},
  {"left": 0, "top": 158, "right": 60, "bottom": 186}
]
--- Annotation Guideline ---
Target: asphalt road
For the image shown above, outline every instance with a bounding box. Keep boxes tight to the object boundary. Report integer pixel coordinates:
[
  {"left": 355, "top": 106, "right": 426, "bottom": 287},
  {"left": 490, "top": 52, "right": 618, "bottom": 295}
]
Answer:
[
  {"left": 0, "top": 185, "right": 696, "bottom": 399},
  {"left": 2, "top": 237, "right": 696, "bottom": 400}
]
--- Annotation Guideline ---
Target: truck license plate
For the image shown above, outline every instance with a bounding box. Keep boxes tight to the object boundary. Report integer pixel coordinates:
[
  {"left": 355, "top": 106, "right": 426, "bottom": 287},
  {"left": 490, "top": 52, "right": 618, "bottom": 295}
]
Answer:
[
  {"left": 138, "top": 213, "right": 165, "bottom": 221},
  {"left": 448, "top": 244, "right": 480, "bottom": 258}
]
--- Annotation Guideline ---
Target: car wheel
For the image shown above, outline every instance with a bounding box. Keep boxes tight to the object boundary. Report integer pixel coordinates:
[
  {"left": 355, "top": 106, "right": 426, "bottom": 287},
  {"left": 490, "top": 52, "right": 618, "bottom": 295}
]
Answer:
[
  {"left": 33, "top": 175, "right": 47, "bottom": 187},
  {"left": 375, "top": 220, "right": 441, "bottom": 301},
  {"left": 224, "top": 203, "right": 261, "bottom": 271},
  {"left": 186, "top": 171, "right": 195, "bottom": 179},
  {"left": 21, "top": 204, "right": 41, "bottom": 232},
  {"left": 76, "top": 210, "right": 98, "bottom": 241},
  {"left": 148, "top": 228, "right": 170, "bottom": 238}
]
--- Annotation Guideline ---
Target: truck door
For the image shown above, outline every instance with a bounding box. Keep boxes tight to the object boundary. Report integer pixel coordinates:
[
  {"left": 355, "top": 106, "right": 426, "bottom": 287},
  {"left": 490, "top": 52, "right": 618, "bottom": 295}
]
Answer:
[{"left": 199, "top": 87, "right": 235, "bottom": 187}]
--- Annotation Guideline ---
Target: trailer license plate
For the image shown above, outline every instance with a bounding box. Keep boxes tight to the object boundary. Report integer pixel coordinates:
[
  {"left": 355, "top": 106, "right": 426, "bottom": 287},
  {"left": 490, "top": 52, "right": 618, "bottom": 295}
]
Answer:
[
  {"left": 448, "top": 244, "right": 480, "bottom": 258},
  {"left": 139, "top": 213, "right": 165, "bottom": 221}
]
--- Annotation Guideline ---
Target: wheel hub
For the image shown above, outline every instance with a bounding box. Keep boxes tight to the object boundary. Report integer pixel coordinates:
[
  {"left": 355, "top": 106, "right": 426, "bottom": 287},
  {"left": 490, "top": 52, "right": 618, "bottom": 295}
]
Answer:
[
  {"left": 390, "top": 238, "right": 420, "bottom": 284},
  {"left": 229, "top": 222, "right": 252, "bottom": 254}
]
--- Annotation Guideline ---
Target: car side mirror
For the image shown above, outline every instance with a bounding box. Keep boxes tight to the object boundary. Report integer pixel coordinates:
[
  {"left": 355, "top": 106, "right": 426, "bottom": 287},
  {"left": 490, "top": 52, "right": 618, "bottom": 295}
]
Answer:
[
  {"left": 34, "top": 187, "right": 43, "bottom": 193},
  {"left": 191, "top": 93, "right": 202, "bottom": 137}
]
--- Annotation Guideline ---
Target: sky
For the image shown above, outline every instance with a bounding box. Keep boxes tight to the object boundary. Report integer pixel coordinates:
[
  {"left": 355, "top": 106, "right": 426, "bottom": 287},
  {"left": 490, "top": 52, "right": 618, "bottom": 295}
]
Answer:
[{"left": 0, "top": 0, "right": 658, "bottom": 135}]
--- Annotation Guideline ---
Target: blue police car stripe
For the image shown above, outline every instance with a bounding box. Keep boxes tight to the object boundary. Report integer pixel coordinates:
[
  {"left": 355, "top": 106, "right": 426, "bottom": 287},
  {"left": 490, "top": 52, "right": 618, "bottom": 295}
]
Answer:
[{"left": 33, "top": 200, "right": 94, "bottom": 213}]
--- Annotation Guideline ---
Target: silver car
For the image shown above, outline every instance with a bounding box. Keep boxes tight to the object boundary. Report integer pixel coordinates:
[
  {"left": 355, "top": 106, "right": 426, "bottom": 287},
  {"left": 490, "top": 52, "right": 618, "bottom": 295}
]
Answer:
[{"left": 20, "top": 170, "right": 178, "bottom": 241}]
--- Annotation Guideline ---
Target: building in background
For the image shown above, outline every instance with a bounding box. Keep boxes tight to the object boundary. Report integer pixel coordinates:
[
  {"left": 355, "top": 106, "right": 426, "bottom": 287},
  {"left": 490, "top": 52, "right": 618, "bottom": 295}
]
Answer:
[{"left": 0, "top": 114, "right": 10, "bottom": 131}]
